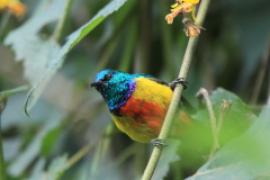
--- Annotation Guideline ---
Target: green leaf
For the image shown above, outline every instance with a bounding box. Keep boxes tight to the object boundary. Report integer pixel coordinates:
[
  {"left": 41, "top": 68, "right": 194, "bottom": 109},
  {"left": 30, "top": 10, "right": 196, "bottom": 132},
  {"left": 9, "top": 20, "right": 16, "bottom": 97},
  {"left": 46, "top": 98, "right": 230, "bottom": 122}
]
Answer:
[
  {"left": 186, "top": 106, "right": 270, "bottom": 180},
  {"left": 4, "top": 0, "right": 129, "bottom": 114},
  {"left": 28, "top": 155, "right": 68, "bottom": 180},
  {"left": 41, "top": 125, "right": 62, "bottom": 157},
  {"left": 193, "top": 88, "right": 254, "bottom": 142},
  {"left": 46, "top": 155, "right": 68, "bottom": 180},
  {"left": 4, "top": 0, "right": 65, "bottom": 112},
  {"left": 180, "top": 88, "right": 254, "bottom": 171},
  {"left": 24, "top": 0, "right": 129, "bottom": 113},
  {"left": 28, "top": 158, "right": 46, "bottom": 180},
  {"left": 7, "top": 118, "right": 62, "bottom": 176}
]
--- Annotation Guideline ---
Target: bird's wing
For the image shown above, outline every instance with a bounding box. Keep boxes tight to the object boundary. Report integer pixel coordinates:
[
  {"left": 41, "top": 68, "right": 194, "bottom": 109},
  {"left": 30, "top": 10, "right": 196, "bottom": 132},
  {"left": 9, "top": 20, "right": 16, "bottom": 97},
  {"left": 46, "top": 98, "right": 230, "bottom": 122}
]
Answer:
[{"left": 145, "top": 77, "right": 195, "bottom": 113}]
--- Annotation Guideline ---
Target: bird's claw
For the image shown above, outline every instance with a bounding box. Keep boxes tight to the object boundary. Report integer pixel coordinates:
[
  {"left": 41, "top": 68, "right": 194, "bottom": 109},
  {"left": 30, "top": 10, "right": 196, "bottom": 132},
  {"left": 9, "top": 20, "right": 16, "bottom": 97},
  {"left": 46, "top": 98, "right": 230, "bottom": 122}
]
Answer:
[
  {"left": 151, "top": 138, "right": 167, "bottom": 148},
  {"left": 169, "top": 78, "right": 188, "bottom": 90}
]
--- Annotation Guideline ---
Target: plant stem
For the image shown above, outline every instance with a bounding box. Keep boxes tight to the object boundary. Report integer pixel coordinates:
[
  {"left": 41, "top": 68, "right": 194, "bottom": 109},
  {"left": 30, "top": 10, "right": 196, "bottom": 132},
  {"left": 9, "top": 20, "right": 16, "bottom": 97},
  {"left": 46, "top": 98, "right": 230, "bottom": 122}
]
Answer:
[
  {"left": 0, "top": 97, "right": 7, "bottom": 180},
  {"left": 119, "top": 18, "right": 137, "bottom": 71},
  {"left": 138, "top": 0, "right": 152, "bottom": 72},
  {"left": 141, "top": 0, "right": 211, "bottom": 179},
  {"left": 66, "top": 143, "right": 93, "bottom": 170},
  {"left": 96, "top": 39, "right": 119, "bottom": 71},
  {"left": 160, "top": 0, "right": 174, "bottom": 78},
  {"left": 0, "top": 103, "right": 6, "bottom": 180},
  {"left": 89, "top": 124, "right": 114, "bottom": 178},
  {"left": 251, "top": 42, "right": 270, "bottom": 104},
  {"left": 0, "top": 85, "right": 29, "bottom": 179},
  {"left": 0, "top": 12, "right": 11, "bottom": 39},
  {"left": 0, "top": 85, "right": 29, "bottom": 101},
  {"left": 196, "top": 88, "right": 220, "bottom": 156},
  {"left": 0, "top": 134, "right": 5, "bottom": 180},
  {"left": 217, "top": 100, "right": 231, "bottom": 135},
  {"left": 52, "top": 0, "right": 74, "bottom": 42},
  {"left": 268, "top": 74, "right": 270, "bottom": 106}
]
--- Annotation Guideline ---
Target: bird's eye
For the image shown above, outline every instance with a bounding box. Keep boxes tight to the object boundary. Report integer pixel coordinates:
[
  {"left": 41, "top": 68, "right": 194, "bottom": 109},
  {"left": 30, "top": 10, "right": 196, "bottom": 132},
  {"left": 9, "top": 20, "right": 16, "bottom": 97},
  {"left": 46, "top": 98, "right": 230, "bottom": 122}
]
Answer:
[{"left": 103, "top": 73, "right": 112, "bottom": 81}]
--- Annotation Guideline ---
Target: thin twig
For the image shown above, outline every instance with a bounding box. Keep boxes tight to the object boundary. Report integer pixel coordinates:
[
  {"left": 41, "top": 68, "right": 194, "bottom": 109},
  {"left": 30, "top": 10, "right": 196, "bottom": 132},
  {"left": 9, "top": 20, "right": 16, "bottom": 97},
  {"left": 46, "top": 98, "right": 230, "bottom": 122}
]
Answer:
[
  {"left": 119, "top": 18, "right": 137, "bottom": 71},
  {"left": 141, "top": 0, "right": 211, "bottom": 179},
  {"left": 0, "top": 85, "right": 29, "bottom": 101},
  {"left": 45, "top": 143, "right": 93, "bottom": 179},
  {"left": 196, "top": 88, "right": 220, "bottom": 156},
  {"left": 0, "top": 85, "right": 29, "bottom": 180},
  {"left": 89, "top": 124, "right": 114, "bottom": 178},
  {"left": 160, "top": 0, "right": 174, "bottom": 78},
  {"left": 251, "top": 42, "right": 270, "bottom": 104},
  {"left": 138, "top": 0, "right": 152, "bottom": 72},
  {"left": 96, "top": 40, "right": 119, "bottom": 71},
  {"left": 217, "top": 100, "right": 231, "bottom": 135},
  {"left": 65, "top": 143, "right": 93, "bottom": 170},
  {"left": 52, "top": 0, "right": 74, "bottom": 42},
  {"left": 0, "top": 100, "right": 7, "bottom": 180},
  {"left": 268, "top": 77, "right": 270, "bottom": 106},
  {"left": 268, "top": 95, "right": 270, "bottom": 106}
]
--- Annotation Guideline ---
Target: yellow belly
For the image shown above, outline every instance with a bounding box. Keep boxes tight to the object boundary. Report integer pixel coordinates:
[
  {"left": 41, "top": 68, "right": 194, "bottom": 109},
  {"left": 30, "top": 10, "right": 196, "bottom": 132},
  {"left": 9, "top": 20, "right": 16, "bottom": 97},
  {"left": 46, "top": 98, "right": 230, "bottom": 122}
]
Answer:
[
  {"left": 112, "top": 115, "right": 156, "bottom": 143},
  {"left": 112, "top": 77, "right": 173, "bottom": 143}
]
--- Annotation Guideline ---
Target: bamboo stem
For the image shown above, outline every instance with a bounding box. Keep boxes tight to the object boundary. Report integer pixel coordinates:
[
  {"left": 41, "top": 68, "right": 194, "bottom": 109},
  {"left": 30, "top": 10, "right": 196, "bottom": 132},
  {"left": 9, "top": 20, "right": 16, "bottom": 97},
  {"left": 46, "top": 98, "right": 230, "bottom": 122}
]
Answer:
[{"left": 141, "top": 0, "right": 211, "bottom": 179}]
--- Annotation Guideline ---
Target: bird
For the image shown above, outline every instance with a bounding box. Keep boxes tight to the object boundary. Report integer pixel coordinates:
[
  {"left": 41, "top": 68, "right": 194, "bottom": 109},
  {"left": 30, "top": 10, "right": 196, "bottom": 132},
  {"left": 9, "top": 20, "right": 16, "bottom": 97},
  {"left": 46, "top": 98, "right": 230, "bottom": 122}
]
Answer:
[{"left": 91, "top": 69, "right": 188, "bottom": 143}]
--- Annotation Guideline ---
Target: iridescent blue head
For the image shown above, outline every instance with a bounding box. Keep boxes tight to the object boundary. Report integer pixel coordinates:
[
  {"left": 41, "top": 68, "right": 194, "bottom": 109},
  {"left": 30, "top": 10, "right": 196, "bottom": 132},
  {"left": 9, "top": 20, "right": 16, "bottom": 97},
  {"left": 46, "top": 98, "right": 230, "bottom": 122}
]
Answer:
[{"left": 91, "top": 69, "right": 143, "bottom": 111}]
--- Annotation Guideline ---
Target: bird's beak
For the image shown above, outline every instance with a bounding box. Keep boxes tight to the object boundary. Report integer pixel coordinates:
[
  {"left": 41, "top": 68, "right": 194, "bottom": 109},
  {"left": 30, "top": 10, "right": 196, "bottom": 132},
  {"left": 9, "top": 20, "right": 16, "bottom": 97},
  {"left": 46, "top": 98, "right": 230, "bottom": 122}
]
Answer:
[{"left": 90, "top": 81, "right": 102, "bottom": 88}]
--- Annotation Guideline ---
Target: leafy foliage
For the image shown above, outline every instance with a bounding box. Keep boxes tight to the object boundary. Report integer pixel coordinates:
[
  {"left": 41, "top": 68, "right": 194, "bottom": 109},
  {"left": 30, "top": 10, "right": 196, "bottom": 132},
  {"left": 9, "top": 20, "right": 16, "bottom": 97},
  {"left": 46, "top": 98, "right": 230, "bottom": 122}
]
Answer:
[
  {"left": 5, "top": 0, "right": 129, "bottom": 112},
  {"left": 187, "top": 106, "right": 270, "bottom": 180},
  {"left": 4, "top": 0, "right": 64, "bottom": 110}
]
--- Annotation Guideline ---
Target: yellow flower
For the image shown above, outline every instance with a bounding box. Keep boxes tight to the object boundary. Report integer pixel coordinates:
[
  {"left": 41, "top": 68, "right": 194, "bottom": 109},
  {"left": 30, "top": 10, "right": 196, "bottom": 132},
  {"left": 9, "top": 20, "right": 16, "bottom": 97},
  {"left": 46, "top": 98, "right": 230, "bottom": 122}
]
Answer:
[
  {"left": 0, "top": 0, "right": 26, "bottom": 17},
  {"left": 165, "top": 0, "right": 200, "bottom": 24},
  {"left": 179, "top": 0, "right": 200, "bottom": 4}
]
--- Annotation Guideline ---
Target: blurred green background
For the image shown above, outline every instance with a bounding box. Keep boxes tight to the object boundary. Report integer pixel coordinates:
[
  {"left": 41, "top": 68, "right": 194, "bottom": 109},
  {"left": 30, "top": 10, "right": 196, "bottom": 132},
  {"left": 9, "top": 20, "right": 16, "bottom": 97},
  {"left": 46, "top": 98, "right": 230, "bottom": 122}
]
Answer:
[{"left": 0, "top": 0, "right": 270, "bottom": 179}]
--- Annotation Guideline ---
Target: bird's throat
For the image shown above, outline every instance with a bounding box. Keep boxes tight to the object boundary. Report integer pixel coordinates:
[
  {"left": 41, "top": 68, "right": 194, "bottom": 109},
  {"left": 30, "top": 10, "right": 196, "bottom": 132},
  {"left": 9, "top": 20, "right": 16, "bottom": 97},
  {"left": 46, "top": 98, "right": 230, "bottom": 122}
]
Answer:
[{"left": 105, "top": 81, "right": 136, "bottom": 112}]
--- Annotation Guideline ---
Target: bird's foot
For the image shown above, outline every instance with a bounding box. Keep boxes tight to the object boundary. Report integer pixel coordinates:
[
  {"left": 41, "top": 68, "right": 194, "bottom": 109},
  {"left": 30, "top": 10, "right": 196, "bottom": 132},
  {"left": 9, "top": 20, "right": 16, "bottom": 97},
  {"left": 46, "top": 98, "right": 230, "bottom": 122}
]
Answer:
[
  {"left": 169, "top": 78, "right": 188, "bottom": 90},
  {"left": 151, "top": 138, "right": 167, "bottom": 148}
]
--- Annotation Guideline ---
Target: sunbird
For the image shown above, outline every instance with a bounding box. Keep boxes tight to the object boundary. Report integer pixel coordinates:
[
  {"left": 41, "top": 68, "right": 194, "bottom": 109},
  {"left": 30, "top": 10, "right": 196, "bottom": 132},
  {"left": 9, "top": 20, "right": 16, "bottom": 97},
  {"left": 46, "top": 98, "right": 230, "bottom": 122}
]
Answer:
[{"left": 91, "top": 69, "right": 188, "bottom": 143}]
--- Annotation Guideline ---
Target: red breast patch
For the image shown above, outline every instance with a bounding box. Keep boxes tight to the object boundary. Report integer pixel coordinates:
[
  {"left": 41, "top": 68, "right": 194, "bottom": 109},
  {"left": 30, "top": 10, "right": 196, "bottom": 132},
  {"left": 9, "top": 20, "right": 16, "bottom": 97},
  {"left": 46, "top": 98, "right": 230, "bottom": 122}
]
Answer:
[{"left": 119, "top": 96, "right": 166, "bottom": 133}]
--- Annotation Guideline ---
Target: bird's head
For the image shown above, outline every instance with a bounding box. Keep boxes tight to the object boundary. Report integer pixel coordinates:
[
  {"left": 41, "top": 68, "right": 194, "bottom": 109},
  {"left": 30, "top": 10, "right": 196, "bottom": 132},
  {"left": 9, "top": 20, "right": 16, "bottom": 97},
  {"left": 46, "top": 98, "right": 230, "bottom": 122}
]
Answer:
[{"left": 91, "top": 69, "right": 138, "bottom": 111}]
